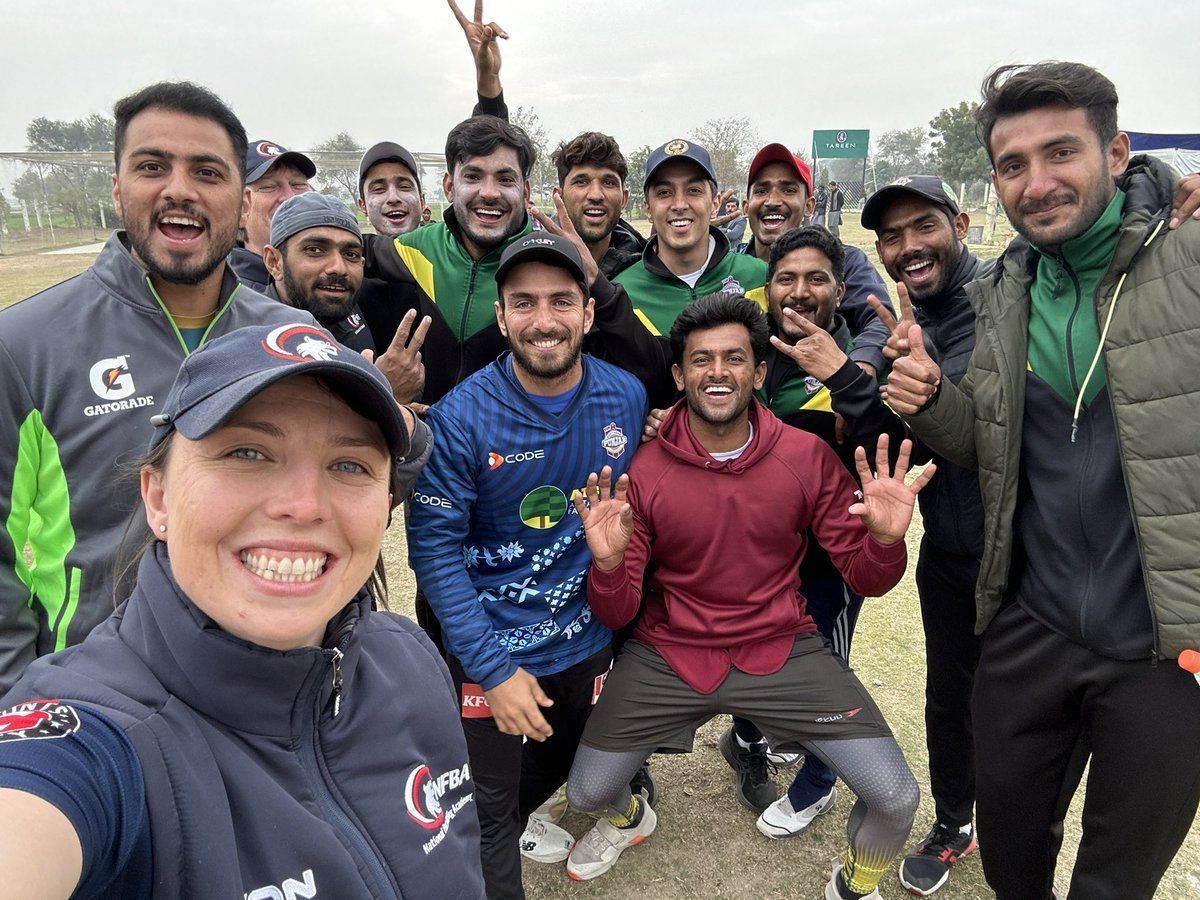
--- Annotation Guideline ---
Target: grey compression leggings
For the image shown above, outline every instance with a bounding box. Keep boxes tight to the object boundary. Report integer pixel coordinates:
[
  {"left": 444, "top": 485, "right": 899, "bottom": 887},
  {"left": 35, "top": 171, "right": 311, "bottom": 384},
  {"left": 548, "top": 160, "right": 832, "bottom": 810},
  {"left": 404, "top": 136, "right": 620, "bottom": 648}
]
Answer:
[{"left": 567, "top": 736, "right": 918, "bottom": 891}]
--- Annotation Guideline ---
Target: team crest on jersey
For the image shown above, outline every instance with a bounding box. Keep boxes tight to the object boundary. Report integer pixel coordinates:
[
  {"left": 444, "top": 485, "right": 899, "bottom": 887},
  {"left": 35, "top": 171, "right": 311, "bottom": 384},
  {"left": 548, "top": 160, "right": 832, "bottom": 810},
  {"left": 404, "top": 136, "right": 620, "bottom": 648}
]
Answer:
[
  {"left": 261, "top": 324, "right": 340, "bottom": 363},
  {"left": 0, "top": 700, "right": 81, "bottom": 743},
  {"left": 601, "top": 422, "right": 628, "bottom": 460},
  {"left": 804, "top": 375, "right": 824, "bottom": 394},
  {"left": 720, "top": 276, "right": 743, "bottom": 296}
]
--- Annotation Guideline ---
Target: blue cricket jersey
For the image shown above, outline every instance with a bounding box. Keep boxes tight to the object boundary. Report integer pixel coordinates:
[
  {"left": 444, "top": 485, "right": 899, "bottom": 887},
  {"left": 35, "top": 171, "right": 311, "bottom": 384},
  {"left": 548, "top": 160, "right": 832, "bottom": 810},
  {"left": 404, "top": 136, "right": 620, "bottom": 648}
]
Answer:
[{"left": 408, "top": 353, "right": 647, "bottom": 689}]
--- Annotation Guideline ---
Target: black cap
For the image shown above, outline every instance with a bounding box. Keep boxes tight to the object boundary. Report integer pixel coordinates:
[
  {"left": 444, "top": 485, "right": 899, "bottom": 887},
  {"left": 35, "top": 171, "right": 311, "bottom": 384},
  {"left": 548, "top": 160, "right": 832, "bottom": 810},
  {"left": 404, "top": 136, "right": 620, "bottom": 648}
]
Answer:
[
  {"left": 644, "top": 139, "right": 717, "bottom": 192},
  {"left": 148, "top": 323, "right": 409, "bottom": 461},
  {"left": 861, "top": 175, "right": 961, "bottom": 230},
  {"left": 245, "top": 140, "right": 316, "bottom": 184},
  {"left": 358, "top": 142, "right": 421, "bottom": 197},
  {"left": 495, "top": 232, "right": 588, "bottom": 291}
]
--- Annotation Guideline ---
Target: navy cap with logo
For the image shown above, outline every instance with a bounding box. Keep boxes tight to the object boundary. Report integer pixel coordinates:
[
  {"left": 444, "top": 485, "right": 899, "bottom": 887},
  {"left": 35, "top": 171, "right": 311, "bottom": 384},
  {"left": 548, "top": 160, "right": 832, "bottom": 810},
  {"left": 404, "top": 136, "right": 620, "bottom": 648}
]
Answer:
[
  {"left": 148, "top": 323, "right": 409, "bottom": 460},
  {"left": 269, "top": 192, "right": 362, "bottom": 249},
  {"left": 358, "top": 142, "right": 421, "bottom": 197},
  {"left": 860, "top": 175, "right": 961, "bottom": 230},
  {"left": 644, "top": 139, "right": 718, "bottom": 192},
  {"left": 245, "top": 140, "right": 317, "bottom": 184},
  {"left": 495, "top": 231, "right": 589, "bottom": 291}
]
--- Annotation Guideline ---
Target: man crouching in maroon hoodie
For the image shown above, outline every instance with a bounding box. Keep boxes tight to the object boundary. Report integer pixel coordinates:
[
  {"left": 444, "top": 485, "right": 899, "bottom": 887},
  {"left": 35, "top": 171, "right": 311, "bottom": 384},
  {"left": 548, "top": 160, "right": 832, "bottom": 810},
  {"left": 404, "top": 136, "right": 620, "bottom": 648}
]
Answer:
[{"left": 561, "top": 293, "right": 935, "bottom": 900}]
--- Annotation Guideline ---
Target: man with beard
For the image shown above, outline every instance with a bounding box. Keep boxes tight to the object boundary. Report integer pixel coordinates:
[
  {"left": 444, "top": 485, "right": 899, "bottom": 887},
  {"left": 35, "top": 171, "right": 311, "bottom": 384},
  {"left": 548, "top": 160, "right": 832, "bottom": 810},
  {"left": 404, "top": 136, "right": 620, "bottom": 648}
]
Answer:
[
  {"left": 886, "top": 61, "right": 1200, "bottom": 898},
  {"left": 550, "top": 131, "right": 646, "bottom": 280},
  {"left": 562, "top": 294, "right": 931, "bottom": 899},
  {"left": 739, "top": 144, "right": 890, "bottom": 374},
  {"left": 227, "top": 139, "right": 316, "bottom": 292},
  {"left": 614, "top": 139, "right": 768, "bottom": 344},
  {"left": 718, "top": 227, "right": 907, "bottom": 825},
  {"left": 857, "top": 176, "right": 991, "bottom": 896},
  {"left": 0, "top": 81, "right": 314, "bottom": 692},
  {"left": 407, "top": 232, "right": 647, "bottom": 900}
]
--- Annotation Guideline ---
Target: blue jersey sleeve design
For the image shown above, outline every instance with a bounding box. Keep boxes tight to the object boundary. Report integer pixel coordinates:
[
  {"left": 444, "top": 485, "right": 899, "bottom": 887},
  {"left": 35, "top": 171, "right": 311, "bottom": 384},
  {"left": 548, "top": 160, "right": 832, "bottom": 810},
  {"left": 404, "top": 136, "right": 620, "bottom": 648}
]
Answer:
[
  {"left": 0, "top": 703, "right": 152, "bottom": 898},
  {"left": 408, "top": 406, "right": 518, "bottom": 690},
  {"left": 407, "top": 356, "right": 647, "bottom": 688}
]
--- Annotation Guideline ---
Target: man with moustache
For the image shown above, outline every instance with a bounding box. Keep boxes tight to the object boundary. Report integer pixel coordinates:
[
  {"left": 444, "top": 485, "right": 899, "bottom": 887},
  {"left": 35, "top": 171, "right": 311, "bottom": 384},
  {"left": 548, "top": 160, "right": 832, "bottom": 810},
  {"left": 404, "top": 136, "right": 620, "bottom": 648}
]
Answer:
[
  {"left": 614, "top": 139, "right": 768, "bottom": 342},
  {"left": 719, "top": 226, "right": 907, "bottom": 822},
  {"left": 550, "top": 131, "right": 646, "bottom": 280},
  {"left": 407, "top": 232, "right": 647, "bottom": 899},
  {"left": 0, "top": 81, "right": 314, "bottom": 692},
  {"left": 739, "top": 144, "right": 891, "bottom": 374},
  {"left": 563, "top": 294, "right": 931, "bottom": 898},
  {"left": 857, "top": 176, "right": 991, "bottom": 896},
  {"left": 885, "top": 61, "right": 1200, "bottom": 898}
]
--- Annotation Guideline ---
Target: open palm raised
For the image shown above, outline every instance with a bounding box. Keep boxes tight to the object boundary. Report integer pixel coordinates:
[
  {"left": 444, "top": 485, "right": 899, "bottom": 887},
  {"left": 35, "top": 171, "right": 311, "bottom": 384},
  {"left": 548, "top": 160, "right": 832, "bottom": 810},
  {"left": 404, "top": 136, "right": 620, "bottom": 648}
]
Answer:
[
  {"left": 849, "top": 434, "right": 936, "bottom": 544},
  {"left": 572, "top": 466, "right": 634, "bottom": 572}
]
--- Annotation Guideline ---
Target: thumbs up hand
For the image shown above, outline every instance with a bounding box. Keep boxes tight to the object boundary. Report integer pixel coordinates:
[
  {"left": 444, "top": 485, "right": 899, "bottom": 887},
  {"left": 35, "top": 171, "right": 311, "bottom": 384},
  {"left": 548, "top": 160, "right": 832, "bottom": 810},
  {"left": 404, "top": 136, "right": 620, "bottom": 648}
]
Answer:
[{"left": 882, "top": 323, "right": 942, "bottom": 415}]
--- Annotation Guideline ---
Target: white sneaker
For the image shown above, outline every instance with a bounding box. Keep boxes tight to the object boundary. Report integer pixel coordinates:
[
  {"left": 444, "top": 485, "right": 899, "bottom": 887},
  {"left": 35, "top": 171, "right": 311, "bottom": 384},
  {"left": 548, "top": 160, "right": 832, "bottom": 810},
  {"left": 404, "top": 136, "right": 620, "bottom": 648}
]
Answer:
[
  {"left": 825, "top": 862, "right": 882, "bottom": 900},
  {"left": 518, "top": 815, "right": 574, "bottom": 863},
  {"left": 756, "top": 785, "right": 837, "bottom": 839},
  {"left": 566, "top": 798, "right": 657, "bottom": 881},
  {"left": 532, "top": 785, "right": 568, "bottom": 824},
  {"left": 767, "top": 746, "right": 803, "bottom": 767}
]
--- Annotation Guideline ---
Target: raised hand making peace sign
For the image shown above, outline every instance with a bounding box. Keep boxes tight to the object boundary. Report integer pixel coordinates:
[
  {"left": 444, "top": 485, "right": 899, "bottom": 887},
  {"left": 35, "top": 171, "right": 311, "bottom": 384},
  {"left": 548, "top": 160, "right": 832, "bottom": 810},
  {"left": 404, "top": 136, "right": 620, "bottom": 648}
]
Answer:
[
  {"left": 447, "top": 0, "right": 509, "bottom": 97},
  {"left": 362, "top": 308, "right": 432, "bottom": 407},
  {"left": 527, "top": 187, "right": 600, "bottom": 290}
]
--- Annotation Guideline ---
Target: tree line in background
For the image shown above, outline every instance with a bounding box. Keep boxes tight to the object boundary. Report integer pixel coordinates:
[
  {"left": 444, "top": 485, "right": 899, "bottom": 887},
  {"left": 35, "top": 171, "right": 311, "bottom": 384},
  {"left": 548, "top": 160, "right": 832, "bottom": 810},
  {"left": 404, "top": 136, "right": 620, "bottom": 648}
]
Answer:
[{"left": 1, "top": 100, "right": 993, "bottom": 249}]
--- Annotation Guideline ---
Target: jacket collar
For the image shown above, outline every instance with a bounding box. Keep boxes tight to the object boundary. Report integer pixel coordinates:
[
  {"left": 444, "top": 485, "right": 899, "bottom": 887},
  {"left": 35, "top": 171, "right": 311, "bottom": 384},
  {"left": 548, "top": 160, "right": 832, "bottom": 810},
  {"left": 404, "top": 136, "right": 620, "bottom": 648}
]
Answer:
[
  {"left": 442, "top": 205, "right": 533, "bottom": 263},
  {"left": 118, "top": 542, "right": 367, "bottom": 738},
  {"left": 641, "top": 225, "right": 731, "bottom": 281},
  {"left": 657, "top": 396, "right": 782, "bottom": 472},
  {"left": 92, "top": 231, "right": 240, "bottom": 315}
]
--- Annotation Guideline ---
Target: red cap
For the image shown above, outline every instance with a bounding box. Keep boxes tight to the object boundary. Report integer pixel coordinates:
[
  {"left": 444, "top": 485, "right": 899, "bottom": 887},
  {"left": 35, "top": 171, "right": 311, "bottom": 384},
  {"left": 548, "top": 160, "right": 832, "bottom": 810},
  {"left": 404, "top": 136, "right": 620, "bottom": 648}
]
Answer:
[
  {"left": 747, "top": 143, "right": 813, "bottom": 196},
  {"left": 1179, "top": 649, "right": 1200, "bottom": 673}
]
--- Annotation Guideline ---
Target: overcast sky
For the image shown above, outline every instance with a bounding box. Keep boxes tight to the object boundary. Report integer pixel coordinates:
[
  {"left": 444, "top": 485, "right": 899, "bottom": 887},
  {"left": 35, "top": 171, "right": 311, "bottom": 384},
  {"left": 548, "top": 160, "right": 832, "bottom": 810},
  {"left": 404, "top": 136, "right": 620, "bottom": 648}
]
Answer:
[{"left": 3, "top": 0, "right": 1197, "bottom": 163}]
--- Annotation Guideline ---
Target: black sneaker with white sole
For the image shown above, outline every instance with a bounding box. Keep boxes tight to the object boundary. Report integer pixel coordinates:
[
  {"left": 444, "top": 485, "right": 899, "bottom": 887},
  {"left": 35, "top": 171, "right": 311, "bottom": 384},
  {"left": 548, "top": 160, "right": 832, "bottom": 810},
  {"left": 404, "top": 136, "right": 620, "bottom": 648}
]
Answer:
[
  {"left": 898, "top": 821, "right": 978, "bottom": 896},
  {"left": 717, "top": 726, "right": 778, "bottom": 812}
]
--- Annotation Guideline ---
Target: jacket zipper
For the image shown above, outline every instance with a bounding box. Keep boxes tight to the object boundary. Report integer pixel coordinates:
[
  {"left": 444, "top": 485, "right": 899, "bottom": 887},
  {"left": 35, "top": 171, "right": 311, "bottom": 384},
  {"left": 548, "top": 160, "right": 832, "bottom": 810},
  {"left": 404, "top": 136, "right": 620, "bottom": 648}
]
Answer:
[
  {"left": 457, "top": 260, "right": 480, "bottom": 384},
  {"left": 296, "top": 648, "right": 402, "bottom": 899},
  {"left": 1056, "top": 257, "right": 1084, "bottom": 396}
]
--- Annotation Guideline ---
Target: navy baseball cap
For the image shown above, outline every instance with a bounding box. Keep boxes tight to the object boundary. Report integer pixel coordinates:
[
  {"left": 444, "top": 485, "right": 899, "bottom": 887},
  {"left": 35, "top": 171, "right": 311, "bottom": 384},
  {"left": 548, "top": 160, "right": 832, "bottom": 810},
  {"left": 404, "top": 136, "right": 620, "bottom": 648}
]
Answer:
[
  {"left": 148, "top": 323, "right": 409, "bottom": 459},
  {"left": 495, "top": 231, "right": 589, "bottom": 291},
  {"left": 861, "top": 175, "right": 961, "bottom": 230},
  {"left": 644, "top": 139, "right": 717, "bottom": 192},
  {"left": 358, "top": 142, "right": 421, "bottom": 196},
  {"left": 269, "top": 192, "right": 362, "bottom": 249},
  {"left": 245, "top": 140, "right": 317, "bottom": 184}
]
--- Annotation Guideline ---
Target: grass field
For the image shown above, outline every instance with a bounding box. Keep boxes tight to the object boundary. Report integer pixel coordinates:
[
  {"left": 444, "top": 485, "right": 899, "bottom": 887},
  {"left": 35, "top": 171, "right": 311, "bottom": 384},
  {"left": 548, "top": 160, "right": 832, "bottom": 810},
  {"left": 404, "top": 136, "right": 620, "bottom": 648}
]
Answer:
[{"left": 2, "top": 236, "right": 1197, "bottom": 899}]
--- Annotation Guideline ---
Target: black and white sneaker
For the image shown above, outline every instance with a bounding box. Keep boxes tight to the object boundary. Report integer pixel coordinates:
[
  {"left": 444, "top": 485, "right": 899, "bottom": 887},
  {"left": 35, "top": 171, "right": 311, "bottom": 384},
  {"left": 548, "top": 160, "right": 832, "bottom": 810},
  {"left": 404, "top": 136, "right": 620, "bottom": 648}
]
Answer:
[
  {"left": 898, "top": 821, "right": 977, "bottom": 896},
  {"left": 718, "top": 726, "right": 778, "bottom": 812},
  {"left": 630, "top": 763, "right": 659, "bottom": 808}
]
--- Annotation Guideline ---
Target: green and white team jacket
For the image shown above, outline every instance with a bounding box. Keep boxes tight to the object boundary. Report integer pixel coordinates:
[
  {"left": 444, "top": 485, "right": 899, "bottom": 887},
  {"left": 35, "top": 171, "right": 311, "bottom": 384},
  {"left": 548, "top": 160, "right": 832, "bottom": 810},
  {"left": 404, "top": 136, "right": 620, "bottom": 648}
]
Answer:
[{"left": 0, "top": 232, "right": 312, "bottom": 691}]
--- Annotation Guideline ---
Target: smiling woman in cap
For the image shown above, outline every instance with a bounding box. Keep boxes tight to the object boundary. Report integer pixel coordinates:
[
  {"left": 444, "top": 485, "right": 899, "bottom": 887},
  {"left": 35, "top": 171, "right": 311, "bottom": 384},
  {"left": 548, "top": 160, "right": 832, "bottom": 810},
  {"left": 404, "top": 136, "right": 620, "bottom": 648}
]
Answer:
[{"left": 0, "top": 324, "right": 487, "bottom": 899}]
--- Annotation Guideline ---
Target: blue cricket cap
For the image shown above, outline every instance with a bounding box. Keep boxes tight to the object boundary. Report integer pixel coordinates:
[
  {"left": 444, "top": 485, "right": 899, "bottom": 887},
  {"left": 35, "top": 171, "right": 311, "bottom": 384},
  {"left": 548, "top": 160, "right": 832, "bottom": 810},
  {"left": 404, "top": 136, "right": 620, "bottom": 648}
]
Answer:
[
  {"left": 148, "top": 323, "right": 408, "bottom": 459},
  {"left": 644, "top": 139, "right": 718, "bottom": 193}
]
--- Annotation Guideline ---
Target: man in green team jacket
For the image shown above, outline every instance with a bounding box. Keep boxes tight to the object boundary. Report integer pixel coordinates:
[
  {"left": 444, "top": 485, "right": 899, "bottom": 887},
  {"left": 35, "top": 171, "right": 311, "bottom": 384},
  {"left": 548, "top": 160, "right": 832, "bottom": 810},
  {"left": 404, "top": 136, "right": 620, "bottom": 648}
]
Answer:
[{"left": 614, "top": 139, "right": 768, "bottom": 340}]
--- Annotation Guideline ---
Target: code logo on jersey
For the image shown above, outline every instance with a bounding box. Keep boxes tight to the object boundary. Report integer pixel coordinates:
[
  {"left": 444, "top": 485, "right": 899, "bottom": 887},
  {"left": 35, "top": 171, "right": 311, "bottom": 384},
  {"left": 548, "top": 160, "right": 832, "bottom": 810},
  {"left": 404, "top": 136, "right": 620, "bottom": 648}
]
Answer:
[{"left": 0, "top": 700, "right": 81, "bottom": 743}]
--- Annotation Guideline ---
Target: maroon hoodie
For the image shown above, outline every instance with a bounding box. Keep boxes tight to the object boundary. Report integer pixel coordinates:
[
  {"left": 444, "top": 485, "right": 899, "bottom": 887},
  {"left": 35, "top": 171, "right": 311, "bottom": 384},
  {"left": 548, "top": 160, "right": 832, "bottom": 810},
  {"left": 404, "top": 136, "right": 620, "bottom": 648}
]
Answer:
[{"left": 587, "top": 399, "right": 906, "bottom": 693}]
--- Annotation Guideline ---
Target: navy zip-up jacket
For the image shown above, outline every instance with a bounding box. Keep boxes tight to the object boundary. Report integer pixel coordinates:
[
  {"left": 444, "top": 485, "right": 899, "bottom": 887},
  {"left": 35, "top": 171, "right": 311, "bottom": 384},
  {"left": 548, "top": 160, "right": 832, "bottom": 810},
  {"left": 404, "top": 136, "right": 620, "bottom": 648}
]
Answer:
[{"left": 2, "top": 544, "right": 485, "bottom": 899}]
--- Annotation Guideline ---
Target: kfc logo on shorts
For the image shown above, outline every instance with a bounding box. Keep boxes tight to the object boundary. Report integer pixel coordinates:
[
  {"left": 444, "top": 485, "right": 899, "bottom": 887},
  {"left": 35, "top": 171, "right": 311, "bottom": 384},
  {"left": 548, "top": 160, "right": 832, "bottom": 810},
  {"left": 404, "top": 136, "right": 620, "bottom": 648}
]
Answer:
[
  {"left": 460, "top": 682, "right": 492, "bottom": 718},
  {"left": 261, "top": 324, "right": 340, "bottom": 363},
  {"left": 0, "top": 700, "right": 81, "bottom": 743}
]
